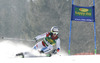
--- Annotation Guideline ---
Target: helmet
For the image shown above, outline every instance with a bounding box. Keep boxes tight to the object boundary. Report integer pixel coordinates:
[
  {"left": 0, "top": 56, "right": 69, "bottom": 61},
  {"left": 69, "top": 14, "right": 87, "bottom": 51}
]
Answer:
[{"left": 51, "top": 26, "right": 59, "bottom": 35}]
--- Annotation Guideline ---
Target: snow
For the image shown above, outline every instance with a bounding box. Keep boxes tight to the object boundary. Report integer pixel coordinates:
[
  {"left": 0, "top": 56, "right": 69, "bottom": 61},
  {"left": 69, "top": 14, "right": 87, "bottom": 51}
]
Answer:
[
  {"left": 0, "top": 40, "right": 100, "bottom": 63},
  {"left": 1, "top": 55, "right": 100, "bottom": 63},
  {"left": 0, "top": 40, "right": 31, "bottom": 58}
]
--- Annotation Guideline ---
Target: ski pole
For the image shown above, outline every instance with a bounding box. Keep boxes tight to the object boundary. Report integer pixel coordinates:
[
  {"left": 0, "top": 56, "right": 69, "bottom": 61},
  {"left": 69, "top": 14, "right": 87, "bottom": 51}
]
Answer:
[{"left": 1, "top": 37, "right": 35, "bottom": 42}]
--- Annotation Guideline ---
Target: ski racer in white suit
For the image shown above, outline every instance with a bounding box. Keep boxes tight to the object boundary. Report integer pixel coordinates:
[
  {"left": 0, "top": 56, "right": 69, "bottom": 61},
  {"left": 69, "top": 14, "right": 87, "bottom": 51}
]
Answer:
[{"left": 33, "top": 26, "right": 60, "bottom": 54}]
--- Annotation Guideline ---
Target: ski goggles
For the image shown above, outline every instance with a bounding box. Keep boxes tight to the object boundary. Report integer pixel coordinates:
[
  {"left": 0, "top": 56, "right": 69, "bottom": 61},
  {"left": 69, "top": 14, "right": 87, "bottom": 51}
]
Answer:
[{"left": 52, "top": 31, "right": 58, "bottom": 35}]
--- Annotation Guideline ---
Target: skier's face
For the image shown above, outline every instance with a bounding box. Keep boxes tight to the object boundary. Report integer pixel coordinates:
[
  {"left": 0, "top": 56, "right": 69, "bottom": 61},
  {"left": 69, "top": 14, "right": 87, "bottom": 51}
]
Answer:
[
  {"left": 53, "top": 34, "right": 57, "bottom": 37},
  {"left": 52, "top": 31, "right": 58, "bottom": 37}
]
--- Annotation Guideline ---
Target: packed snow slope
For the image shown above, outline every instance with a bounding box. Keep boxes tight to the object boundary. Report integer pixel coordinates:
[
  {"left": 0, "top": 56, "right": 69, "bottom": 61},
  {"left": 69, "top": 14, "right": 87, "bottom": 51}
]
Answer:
[
  {"left": 0, "top": 40, "right": 31, "bottom": 58},
  {"left": 0, "top": 40, "right": 67, "bottom": 58},
  {"left": 0, "top": 40, "right": 100, "bottom": 63}
]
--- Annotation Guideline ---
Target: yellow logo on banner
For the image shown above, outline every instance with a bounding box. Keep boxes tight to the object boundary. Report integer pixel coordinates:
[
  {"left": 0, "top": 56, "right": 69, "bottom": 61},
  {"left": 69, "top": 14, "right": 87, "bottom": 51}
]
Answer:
[{"left": 79, "top": 8, "right": 89, "bottom": 12}]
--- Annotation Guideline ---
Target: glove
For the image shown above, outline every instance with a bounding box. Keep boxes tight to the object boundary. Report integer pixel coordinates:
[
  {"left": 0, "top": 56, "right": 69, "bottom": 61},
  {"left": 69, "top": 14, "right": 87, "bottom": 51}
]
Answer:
[
  {"left": 33, "top": 38, "right": 37, "bottom": 42},
  {"left": 52, "top": 48, "right": 60, "bottom": 54},
  {"left": 52, "top": 49, "right": 57, "bottom": 54}
]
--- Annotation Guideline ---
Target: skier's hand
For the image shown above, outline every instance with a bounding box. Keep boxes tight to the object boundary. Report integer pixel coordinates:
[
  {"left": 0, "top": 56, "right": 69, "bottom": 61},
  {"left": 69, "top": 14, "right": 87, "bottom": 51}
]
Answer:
[
  {"left": 52, "top": 49, "right": 57, "bottom": 54},
  {"left": 52, "top": 48, "right": 60, "bottom": 54},
  {"left": 33, "top": 38, "right": 37, "bottom": 42}
]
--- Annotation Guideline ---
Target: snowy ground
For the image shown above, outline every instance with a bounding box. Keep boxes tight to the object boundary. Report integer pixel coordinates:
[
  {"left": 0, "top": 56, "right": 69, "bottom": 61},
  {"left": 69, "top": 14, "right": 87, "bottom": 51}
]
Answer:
[{"left": 0, "top": 40, "right": 100, "bottom": 63}]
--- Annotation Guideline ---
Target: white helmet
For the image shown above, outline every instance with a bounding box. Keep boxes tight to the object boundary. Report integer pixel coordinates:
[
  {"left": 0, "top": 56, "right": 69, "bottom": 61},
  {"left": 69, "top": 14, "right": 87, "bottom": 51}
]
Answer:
[{"left": 51, "top": 26, "right": 59, "bottom": 35}]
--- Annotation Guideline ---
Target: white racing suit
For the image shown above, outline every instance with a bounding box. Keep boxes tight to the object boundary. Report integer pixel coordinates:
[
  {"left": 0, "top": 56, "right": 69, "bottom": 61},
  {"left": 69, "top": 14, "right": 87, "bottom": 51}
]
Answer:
[{"left": 33, "top": 32, "right": 60, "bottom": 54}]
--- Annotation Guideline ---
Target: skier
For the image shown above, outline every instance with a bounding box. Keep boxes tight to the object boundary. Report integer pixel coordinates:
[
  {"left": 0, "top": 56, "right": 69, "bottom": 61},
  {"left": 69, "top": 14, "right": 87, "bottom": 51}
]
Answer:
[
  {"left": 16, "top": 26, "right": 60, "bottom": 57},
  {"left": 33, "top": 26, "right": 60, "bottom": 57}
]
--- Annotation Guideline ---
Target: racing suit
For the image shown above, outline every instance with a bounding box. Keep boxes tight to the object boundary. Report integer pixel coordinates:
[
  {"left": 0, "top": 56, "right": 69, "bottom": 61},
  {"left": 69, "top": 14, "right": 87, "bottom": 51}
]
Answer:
[{"left": 33, "top": 32, "right": 60, "bottom": 54}]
